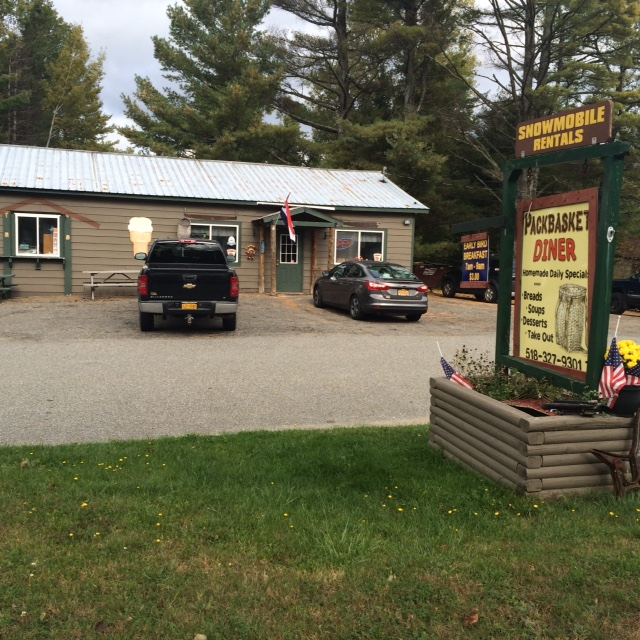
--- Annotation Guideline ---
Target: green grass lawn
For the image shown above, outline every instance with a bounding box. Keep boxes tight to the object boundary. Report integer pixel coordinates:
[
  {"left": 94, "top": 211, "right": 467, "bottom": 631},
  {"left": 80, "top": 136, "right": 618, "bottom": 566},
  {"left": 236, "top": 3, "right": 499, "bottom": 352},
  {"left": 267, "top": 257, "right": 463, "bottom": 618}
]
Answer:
[{"left": 2, "top": 425, "right": 640, "bottom": 639}]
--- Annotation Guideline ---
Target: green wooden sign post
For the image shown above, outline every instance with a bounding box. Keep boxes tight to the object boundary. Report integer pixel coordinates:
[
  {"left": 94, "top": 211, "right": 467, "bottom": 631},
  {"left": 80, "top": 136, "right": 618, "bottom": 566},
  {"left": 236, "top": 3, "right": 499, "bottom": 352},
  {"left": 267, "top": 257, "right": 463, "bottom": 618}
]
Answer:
[{"left": 495, "top": 140, "right": 630, "bottom": 392}]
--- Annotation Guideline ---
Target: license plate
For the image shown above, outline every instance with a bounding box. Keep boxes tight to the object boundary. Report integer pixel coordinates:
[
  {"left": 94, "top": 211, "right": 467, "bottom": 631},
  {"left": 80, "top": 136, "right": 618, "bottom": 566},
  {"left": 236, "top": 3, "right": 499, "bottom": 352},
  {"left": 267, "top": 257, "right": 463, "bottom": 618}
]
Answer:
[
  {"left": 398, "top": 289, "right": 410, "bottom": 296},
  {"left": 182, "top": 303, "right": 198, "bottom": 310}
]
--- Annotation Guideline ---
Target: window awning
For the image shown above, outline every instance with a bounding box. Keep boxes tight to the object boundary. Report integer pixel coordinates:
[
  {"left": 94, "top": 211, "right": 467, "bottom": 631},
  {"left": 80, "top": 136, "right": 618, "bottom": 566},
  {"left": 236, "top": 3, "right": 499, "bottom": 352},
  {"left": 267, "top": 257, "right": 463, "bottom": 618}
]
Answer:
[{"left": 253, "top": 206, "right": 346, "bottom": 229}]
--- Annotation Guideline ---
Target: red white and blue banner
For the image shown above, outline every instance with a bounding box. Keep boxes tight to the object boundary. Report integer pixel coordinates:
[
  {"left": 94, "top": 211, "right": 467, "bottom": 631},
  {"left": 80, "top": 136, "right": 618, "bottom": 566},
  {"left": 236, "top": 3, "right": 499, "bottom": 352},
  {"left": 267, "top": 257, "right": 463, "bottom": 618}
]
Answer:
[{"left": 280, "top": 197, "right": 296, "bottom": 243}]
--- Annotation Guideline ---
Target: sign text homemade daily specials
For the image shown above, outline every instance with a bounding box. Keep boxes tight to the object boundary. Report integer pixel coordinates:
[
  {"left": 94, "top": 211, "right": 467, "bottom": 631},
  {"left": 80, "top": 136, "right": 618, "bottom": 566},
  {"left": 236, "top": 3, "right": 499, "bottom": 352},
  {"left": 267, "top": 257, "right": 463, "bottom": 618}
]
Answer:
[
  {"left": 460, "top": 231, "right": 489, "bottom": 289},
  {"left": 515, "top": 101, "right": 613, "bottom": 158},
  {"left": 514, "top": 188, "right": 597, "bottom": 381}
]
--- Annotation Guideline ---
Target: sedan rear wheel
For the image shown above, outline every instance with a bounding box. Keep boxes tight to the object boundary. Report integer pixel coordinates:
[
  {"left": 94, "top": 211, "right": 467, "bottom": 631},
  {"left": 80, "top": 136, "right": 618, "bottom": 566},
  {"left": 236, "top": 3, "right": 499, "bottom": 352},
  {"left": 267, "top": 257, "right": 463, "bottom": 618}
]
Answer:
[
  {"left": 313, "top": 286, "right": 325, "bottom": 308},
  {"left": 349, "top": 295, "right": 365, "bottom": 320},
  {"left": 405, "top": 313, "right": 422, "bottom": 322}
]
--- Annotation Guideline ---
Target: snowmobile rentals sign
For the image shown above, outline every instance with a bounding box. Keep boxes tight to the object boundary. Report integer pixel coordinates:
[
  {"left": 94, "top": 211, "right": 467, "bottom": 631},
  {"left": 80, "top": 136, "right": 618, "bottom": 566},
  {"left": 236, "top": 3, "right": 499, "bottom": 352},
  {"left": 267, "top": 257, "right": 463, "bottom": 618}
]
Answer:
[{"left": 515, "top": 101, "right": 613, "bottom": 158}]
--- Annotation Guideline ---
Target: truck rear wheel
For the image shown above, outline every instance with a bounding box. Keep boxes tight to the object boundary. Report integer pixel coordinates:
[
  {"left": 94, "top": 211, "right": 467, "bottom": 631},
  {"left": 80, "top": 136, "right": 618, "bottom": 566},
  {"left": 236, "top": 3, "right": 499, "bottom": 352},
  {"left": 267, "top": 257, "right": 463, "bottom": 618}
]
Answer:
[
  {"left": 140, "top": 312, "right": 154, "bottom": 331},
  {"left": 611, "top": 292, "right": 625, "bottom": 315},
  {"left": 441, "top": 280, "right": 456, "bottom": 298},
  {"left": 222, "top": 314, "right": 237, "bottom": 331},
  {"left": 483, "top": 285, "right": 498, "bottom": 304}
]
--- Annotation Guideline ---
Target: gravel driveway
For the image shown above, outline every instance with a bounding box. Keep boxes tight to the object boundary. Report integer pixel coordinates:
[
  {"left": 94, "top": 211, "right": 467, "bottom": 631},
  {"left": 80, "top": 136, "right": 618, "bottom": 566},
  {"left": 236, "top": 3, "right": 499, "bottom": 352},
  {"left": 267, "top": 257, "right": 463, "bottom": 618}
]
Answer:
[{"left": 0, "top": 291, "right": 627, "bottom": 447}]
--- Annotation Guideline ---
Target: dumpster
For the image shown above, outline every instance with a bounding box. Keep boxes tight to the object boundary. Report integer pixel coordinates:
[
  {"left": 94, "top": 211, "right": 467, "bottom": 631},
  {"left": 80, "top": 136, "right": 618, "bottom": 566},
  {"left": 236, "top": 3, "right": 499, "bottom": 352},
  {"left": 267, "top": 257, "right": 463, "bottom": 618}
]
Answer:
[{"left": 413, "top": 262, "right": 451, "bottom": 290}]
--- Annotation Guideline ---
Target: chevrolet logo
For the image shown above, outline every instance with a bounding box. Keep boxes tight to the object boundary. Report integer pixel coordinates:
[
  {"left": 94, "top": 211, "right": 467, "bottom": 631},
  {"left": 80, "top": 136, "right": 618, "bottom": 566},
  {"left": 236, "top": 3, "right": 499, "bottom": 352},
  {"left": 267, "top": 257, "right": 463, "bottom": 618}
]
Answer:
[{"left": 183, "top": 283, "right": 196, "bottom": 289}]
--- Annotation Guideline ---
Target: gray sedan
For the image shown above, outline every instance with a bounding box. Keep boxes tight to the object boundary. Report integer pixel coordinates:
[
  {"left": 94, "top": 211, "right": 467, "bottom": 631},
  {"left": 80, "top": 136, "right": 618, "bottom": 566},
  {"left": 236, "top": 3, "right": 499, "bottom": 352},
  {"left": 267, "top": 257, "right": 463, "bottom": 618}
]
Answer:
[{"left": 313, "top": 261, "right": 429, "bottom": 321}]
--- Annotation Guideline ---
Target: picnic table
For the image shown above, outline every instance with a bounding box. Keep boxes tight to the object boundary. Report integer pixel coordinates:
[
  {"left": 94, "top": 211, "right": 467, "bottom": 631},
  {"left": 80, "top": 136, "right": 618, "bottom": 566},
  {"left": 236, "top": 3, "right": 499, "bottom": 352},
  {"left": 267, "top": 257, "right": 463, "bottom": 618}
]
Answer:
[{"left": 82, "top": 270, "right": 139, "bottom": 300}]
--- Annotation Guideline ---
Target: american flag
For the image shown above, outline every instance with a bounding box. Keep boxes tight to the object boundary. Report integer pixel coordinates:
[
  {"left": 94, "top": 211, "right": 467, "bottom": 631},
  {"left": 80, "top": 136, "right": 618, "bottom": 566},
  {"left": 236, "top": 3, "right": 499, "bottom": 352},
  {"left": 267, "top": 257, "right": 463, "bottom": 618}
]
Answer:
[
  {"left": 626, "top": 362, "right": 640, "bottom": 387},
  {"left": 599, "top": 337, "right": 627, "bottom": 407},
  {"left": 440, "top": 357, "right": 473, "bottom": 390}
]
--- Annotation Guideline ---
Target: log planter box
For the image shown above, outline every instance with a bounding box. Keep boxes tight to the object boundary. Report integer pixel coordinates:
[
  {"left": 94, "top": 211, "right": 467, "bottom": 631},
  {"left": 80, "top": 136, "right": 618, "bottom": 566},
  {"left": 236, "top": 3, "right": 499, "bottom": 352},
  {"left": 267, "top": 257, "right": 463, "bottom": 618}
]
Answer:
[{"left": 429, "top": 377, "right": 635, "bottom": 498}]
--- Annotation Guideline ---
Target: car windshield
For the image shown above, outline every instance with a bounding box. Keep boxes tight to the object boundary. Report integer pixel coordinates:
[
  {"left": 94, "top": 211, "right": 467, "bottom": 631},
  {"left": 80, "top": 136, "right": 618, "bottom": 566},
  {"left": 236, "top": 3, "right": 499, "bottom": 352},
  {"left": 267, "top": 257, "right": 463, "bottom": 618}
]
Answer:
[
  {"left": 148, "top": 242, "right": 227, "bottom": 265},
  {"left": 368, "top": 264, "right": 419, "bottom": 281}
]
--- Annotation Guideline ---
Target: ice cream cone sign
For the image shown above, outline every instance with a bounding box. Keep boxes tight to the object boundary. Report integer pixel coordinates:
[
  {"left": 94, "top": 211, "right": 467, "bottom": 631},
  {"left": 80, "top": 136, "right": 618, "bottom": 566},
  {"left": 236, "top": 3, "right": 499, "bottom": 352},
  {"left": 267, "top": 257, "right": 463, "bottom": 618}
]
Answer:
[{"left": 128, "top": 217, "right": 153, "bottom": 256}]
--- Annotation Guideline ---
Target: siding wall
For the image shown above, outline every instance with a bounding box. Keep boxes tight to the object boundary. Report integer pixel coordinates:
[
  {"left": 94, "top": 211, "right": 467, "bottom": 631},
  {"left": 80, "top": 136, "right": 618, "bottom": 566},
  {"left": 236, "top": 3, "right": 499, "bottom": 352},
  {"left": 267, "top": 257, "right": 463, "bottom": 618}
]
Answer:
[{"left": 0, "top": 192, "right": 417, "bottom": 297}]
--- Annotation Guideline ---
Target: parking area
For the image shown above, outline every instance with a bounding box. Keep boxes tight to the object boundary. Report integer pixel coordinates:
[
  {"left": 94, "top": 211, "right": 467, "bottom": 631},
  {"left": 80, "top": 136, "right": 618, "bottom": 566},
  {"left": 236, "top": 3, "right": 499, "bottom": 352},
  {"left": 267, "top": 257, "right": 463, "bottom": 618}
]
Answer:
[
  {"left": 0, "top": 292, "right": 636, "bottom": 447},
  {"left": 0, "top": 289, "right": 500, "bottom": 341}
]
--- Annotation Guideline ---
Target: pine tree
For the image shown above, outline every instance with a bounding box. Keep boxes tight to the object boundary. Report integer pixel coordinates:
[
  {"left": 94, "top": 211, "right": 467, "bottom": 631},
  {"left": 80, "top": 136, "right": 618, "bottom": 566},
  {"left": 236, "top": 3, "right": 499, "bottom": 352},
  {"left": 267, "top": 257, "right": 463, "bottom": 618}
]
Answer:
[
  {"left": 119, "top": 0, "right": 303, "bottom": 162},
  {"left": 0, "top": 0, "right": 112, "bottom": 148},
  {"left": 41, "top": 25, "right": 112, "bottom": 150}
]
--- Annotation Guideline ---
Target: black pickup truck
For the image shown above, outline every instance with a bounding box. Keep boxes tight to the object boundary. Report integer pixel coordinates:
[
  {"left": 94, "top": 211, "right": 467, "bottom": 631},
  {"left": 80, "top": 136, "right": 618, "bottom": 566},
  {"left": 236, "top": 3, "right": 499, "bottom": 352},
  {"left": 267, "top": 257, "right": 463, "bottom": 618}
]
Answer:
[
  {"left": 611, "top": 274, "right": 640, "bottom": 314},
  {"left": 135, "top": 239, "right": 239, "bottom": 331}
]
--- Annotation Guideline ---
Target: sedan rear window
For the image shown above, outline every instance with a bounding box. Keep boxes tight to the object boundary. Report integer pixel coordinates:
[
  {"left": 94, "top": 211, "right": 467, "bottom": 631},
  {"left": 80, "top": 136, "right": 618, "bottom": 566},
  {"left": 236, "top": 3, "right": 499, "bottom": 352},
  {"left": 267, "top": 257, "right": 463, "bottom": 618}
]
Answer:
[{"left": 368, "top": 265, "right": 419, "bottom": 281}]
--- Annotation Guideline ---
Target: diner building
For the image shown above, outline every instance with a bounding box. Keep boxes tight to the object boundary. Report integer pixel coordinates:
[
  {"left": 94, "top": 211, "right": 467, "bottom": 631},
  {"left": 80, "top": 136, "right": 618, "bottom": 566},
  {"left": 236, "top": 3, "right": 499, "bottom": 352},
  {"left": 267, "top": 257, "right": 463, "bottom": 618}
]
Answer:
[{"left": 0, "top": 145, "right": 428, "bottom": 297}]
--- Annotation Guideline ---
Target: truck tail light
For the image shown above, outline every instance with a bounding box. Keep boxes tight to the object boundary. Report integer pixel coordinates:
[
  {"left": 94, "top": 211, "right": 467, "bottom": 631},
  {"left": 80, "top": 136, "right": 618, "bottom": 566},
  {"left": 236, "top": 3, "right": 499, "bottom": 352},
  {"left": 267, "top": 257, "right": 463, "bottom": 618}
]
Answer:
[
  {"left": 366, "top": 281, "right": 390, "bottom": 291},
  {"left": 138, "top": 274, "right": 149, "bottom": 296},
  {"left": 417, "top": 284, "right": 429, "bottom": 293},
  {"left": 230, "top": 275, "right": 239, "bottom": 297}
]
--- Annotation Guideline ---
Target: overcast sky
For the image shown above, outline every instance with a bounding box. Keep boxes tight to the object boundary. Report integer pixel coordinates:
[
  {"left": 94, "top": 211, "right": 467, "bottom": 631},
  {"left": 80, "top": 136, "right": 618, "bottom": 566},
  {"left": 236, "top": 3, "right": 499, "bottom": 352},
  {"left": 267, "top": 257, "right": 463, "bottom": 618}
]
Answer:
[
  {"left": 51, "top": 0, "right": 299, "bottom": 149},
  {"left": 51, "top": 0, "right": 174, "bottom": 147}
]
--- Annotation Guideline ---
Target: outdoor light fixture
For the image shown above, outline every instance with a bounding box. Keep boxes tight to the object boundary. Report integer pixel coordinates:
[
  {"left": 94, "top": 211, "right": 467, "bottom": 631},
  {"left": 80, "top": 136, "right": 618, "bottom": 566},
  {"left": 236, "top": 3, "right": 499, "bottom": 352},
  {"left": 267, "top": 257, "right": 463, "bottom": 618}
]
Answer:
[{"left": 403, "top": 219, "right": 411, "bottom": 226}]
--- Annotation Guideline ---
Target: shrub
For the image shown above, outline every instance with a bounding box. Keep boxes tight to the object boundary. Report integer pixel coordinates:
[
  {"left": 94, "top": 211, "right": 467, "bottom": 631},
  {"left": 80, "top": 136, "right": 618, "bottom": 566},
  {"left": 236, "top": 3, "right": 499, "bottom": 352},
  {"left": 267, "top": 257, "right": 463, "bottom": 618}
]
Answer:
[{"left": 451, "top": 346, "right": 595, "bottom": 402}]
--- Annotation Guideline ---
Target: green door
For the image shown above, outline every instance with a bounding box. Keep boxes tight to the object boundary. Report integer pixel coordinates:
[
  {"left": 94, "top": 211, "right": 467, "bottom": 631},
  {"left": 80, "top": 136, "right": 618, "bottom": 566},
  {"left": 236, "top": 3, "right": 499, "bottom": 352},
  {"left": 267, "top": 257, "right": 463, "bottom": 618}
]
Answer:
[{"left": 276, "top": 232, "right": 304, "bottom": 292}]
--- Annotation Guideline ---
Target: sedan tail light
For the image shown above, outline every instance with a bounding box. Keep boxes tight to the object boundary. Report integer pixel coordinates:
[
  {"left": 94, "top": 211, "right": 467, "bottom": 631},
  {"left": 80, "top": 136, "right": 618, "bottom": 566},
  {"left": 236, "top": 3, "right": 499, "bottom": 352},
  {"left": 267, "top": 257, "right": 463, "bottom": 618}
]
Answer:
[
  {"left": 417, "top": 284, "right": 430, "bottom": 293},
  {"left": 230, "top": 275, "right": 239, "bottom": 297},
  {"left": 366, "top": 281, "right": 390, "bottom": 291},
  {"left": 138, "top": 274, "right": 149, "bottom": 296}
]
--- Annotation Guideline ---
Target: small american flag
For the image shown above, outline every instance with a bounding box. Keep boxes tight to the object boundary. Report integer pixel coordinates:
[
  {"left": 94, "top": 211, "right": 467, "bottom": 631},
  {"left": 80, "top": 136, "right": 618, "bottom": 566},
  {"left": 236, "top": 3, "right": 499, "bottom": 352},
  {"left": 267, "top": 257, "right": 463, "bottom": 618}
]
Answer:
[
  {"left": 599, "top": 337, "right": 626, "bottom": 407},
  {"left": 440, "top": 357, "right": 473, "bottom": 390},
  {"left": 626, "top": 362, "right": 640, "bottom": 387}
]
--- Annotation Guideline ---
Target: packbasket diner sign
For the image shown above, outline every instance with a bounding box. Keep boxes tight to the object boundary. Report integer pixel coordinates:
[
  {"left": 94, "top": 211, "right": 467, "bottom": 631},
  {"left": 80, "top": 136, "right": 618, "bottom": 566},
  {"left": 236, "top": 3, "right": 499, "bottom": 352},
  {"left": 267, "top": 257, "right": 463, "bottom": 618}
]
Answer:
[
  {"left": 514, "top": 188, "right": 598, "bottom": 381},
  {"left": 515, "top": 101, "right": 613, "bottom": 158}
]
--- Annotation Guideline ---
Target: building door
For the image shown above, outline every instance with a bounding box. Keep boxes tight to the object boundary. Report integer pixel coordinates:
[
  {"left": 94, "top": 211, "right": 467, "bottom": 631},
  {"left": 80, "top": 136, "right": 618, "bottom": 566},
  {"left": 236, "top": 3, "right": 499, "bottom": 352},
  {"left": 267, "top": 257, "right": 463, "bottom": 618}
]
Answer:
[{"left": 276, "top": 232, "right": 303, "bottom": 292}]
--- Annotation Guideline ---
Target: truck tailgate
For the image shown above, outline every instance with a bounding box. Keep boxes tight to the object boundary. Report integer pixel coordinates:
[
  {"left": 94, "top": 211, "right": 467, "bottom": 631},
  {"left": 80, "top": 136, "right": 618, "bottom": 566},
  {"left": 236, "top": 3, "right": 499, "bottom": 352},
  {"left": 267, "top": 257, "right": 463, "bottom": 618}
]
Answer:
[{"left": 147, "top": 265, "right": 232, "bottom": 301}]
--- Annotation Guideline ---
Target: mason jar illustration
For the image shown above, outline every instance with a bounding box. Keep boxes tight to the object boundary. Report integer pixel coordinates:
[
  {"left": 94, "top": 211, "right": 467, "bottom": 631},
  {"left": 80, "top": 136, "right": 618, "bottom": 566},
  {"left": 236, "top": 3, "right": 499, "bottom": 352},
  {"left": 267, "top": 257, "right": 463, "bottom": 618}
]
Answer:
[{"left": 555, "top": 284, "right": 587, "bottom": 352}]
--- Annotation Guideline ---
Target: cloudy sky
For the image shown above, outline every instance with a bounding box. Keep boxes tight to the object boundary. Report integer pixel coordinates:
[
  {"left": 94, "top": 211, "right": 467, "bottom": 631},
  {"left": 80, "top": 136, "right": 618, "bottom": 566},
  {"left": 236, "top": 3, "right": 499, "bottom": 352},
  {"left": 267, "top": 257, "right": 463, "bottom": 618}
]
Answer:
[
  {"left": 51, "top": 0, "right": 299, "bottom": 148},
  {"left": 51, "top": 0, "right": 174, "bottom": 146}
]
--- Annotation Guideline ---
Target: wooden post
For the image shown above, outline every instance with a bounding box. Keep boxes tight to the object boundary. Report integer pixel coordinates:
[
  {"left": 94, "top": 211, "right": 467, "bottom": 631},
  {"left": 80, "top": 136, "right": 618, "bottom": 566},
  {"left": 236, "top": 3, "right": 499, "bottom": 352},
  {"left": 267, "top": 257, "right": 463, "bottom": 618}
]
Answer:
[
  {"left": 270, "top": 223, "right": 277, "bottom": 295},
  {"left": 258, "top": 225, "right": 265, "bottom": 294},
  {"left": 327, "top": 227, "right": 336, "bottom": 270},
  {"left": 310, "top": 229, "right": 318, "bottom": 294}
]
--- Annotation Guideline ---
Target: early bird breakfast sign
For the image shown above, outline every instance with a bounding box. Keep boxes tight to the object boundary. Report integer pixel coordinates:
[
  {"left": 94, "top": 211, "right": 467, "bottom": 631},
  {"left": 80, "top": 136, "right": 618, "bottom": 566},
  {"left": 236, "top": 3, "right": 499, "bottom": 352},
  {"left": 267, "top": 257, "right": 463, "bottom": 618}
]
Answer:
[
  {"left": 514, "top": 188, "right": 598, "bottom": 381},
  {"left": 460, "top": 231, "right": 489, "bottom": 289},
  {"left": 515, "top": 101, "right": 613, "bottom": 158}
]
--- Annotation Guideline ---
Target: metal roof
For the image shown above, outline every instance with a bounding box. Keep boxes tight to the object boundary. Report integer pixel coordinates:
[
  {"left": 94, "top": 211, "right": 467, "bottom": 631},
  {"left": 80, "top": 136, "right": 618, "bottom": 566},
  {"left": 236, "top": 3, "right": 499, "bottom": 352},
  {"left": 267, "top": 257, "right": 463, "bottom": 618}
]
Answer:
[{"left": 0, "top": 145, "right": 428, "bottom": 212}]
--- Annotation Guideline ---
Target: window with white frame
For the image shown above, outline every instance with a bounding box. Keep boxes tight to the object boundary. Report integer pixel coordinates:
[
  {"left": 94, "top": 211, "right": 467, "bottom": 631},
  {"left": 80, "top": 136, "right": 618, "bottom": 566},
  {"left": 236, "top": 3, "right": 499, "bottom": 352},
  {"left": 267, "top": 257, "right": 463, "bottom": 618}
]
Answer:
[
  {"left": 15, "top": 213, "right": 61, "bottom": 257},
  {"left": 190, "top": 223, "right": 240, "bottom": 263},
  {"left": 334, "top": 230, "right": 384, "bottom": 264}
]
